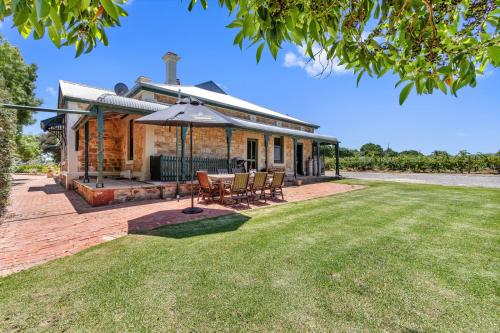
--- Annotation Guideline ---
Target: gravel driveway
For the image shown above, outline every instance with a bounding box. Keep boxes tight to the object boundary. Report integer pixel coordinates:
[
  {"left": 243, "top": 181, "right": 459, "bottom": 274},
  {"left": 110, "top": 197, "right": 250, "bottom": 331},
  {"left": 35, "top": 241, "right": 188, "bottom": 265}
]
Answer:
[{"left": 331, "top": 171, "right": 500, "bottom": 188}]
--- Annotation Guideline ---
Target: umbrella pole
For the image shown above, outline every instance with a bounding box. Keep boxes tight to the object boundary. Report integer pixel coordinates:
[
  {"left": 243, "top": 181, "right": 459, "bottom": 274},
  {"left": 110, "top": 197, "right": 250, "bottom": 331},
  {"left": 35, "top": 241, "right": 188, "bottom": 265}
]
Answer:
[{"left": 183, "top": 123, "right": 203, "bottom": 214}]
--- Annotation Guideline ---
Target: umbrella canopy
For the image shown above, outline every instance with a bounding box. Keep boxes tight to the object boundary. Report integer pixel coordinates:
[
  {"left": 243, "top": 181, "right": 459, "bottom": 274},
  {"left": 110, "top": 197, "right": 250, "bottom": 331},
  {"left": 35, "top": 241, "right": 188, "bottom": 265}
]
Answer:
[{"left": 135, "top": 97, "right": 235, "bottom": 127}]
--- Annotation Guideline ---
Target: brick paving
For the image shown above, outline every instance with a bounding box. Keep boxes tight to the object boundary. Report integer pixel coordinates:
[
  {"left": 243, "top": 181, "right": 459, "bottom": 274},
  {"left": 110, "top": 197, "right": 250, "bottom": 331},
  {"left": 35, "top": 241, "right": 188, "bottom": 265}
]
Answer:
[{"left": 0, "top": 175, "right": 361, "bottom": 276}]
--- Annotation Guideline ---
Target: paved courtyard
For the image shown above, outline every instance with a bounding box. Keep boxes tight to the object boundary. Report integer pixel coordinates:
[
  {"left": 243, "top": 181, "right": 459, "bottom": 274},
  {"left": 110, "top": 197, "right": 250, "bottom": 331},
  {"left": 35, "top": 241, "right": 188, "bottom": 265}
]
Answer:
[
  {"left": 0, "top": 175, "right": 360, "bottom": 276},
  {"left": 333, "top": 171, "right": 500, "bottom": 188}
]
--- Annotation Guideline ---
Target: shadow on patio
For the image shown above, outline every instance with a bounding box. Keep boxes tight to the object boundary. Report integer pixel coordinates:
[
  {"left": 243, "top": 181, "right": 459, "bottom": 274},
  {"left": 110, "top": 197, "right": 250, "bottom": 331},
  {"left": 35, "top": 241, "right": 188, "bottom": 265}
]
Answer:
[{"left": 130, "top": 212, "right": 250, "bottom": 238}]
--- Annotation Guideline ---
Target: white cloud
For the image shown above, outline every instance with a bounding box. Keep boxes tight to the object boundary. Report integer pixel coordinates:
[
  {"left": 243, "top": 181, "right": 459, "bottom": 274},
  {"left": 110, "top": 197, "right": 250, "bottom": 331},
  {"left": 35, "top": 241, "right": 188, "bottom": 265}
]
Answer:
[
  {"left": 283, "top": 44, "right": 350, "bottom": 77},
  {"left": 45, "top": 87, "right": 57, "bottom": 97}
]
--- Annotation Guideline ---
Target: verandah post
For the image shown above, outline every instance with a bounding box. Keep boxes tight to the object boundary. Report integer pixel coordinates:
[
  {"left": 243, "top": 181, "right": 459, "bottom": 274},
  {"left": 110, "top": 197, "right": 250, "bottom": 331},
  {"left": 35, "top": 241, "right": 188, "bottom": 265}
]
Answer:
[
  {"left": 316, "top": 141, "right": 321, "bottom": 177},
  {"left": 335, "top": 142, "right": 340, "bottom": 176},
  {"left": 83, "top": 121, "right": 89, "bottom": 183},
  {"left": 96, "top": 106, "right": 104, "bottom": 188},
  {"left": 264, "top": 134, "right": 269, "bottom": 171},
  {"left": 293, "top": 137, "right": 297, "bottom": 179},
  {"left": 226, "top": 127, "right": 232, "bottom": 173}
]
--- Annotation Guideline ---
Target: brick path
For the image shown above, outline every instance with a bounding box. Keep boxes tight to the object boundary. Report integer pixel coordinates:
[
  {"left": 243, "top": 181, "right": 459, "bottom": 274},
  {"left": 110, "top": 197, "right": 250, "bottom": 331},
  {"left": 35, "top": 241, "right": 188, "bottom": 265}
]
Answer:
[{"left": 0, "top": 175, "right": 360, "bottom": 276}]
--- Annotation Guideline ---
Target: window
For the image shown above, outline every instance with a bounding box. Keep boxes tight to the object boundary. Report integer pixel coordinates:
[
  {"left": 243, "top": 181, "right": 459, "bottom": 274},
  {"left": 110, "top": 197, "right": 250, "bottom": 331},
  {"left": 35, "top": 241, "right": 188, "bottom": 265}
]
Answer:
[
  {"left": 274, "top": 136, "right": 283, "bottom": 163},
  {"left": 75, "top": 130, "right": 80, "bottom": 151},
  {"left": 128, "top": 119, "right": 134, "bottom": 160},
  {"left": 276, "top": 120, "right": 282, "bottom": 127},
  {"left": 250, "top": 115, "right": 256, "bottom": 122}
]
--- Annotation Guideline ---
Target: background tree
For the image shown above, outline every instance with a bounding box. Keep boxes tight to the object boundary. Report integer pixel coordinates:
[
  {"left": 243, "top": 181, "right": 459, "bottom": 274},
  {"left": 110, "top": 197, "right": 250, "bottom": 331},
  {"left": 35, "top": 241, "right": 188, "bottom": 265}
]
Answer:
[
  {"left": 431, "top": 150, "right": 450, "bottom": 157},
  {"left": 0, "top": 1, "right": 498, "bottom": 104},
  {"left": 339, "top": 147, "right": 359, "bottom": 158},
  {"left": 0, "top": 36, "right": 41, "bottom": 136},
  {"left": 16, "top": 134, "right": 42, "bottom": 162},
  {"left": 400, "top": 149, "right": 424, "bottom": 156},
  {"left": 39, "top": 132, "right": 61, "bottom": 163},
  {"left": 383, "top": 147, "right": 399, "bottom": 157},
  {"left": 360, "top": 143, "right": 383, "bottom": 157}
]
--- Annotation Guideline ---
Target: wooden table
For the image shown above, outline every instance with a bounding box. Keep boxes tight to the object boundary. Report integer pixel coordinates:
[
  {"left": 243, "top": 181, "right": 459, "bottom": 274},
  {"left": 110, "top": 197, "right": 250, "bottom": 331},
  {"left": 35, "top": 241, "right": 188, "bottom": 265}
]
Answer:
[
  {"left": 208, "top": 174, "right": 235, "bottom": 204},
  {"left": 208, "top": 174, "right": 272, "bottom": 204}
]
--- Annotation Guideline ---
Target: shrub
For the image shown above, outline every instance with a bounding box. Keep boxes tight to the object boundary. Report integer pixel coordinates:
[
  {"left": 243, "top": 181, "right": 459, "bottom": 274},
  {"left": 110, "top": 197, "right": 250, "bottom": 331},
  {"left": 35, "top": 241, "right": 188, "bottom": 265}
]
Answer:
[{"left": 14, "top": 164, "right": 59, "bottom": 174}]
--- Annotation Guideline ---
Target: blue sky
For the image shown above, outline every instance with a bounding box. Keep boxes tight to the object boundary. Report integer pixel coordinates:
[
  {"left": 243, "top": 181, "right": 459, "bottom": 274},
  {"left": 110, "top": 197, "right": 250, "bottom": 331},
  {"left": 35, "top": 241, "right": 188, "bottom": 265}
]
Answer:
[{"left": 1, "top": 0, "right": 499, "bottom": 154}]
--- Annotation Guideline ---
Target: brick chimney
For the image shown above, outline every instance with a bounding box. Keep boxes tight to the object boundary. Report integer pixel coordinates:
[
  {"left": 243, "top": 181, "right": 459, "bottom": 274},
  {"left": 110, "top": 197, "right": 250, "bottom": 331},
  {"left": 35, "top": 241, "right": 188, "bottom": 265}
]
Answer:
[{"left": 162, "top": 52, "right": 180, "bottom": 85}]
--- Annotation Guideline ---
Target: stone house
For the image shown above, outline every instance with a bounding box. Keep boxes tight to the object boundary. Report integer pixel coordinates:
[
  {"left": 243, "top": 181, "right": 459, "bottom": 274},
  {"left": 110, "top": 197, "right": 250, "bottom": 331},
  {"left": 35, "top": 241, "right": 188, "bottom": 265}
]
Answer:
[{"left": 45, "top": 52, "right": 339, "bottom": 190}]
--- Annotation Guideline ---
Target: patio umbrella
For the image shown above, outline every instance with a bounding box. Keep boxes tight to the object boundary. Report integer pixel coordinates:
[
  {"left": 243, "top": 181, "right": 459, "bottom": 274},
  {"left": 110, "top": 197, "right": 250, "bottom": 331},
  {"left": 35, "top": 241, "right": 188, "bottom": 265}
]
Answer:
[{"left": 136, "top": 97, "right": 235, "bottom": 214}]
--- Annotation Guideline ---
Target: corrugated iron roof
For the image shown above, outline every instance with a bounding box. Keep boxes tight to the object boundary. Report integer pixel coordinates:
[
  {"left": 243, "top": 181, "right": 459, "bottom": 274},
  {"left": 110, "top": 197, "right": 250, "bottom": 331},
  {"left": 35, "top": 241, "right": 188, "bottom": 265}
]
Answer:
[{"left": 96, "top": 94, "right": 167, "bottom": 113}]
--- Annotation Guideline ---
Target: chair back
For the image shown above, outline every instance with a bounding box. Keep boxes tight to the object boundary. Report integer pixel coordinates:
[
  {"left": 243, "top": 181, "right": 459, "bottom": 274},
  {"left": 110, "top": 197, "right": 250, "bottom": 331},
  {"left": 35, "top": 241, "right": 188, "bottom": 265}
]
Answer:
[
  {"left": 217, "top": 168, "right": 228, "bottom": 174},
  {"left": 270, "top": 172, "right": 285, "bottom": 187},
  {"left": 232, "top": 167, "right": 245, "bottom": 174},
  {"left": 196, "top": 171, "right": 210, "bottom": 189},
  {"left": 232, "top": 173, "right": 249, "bottom": 192},
  {"left": 253, "top": 172, "right": 267, "bottom": 189}
]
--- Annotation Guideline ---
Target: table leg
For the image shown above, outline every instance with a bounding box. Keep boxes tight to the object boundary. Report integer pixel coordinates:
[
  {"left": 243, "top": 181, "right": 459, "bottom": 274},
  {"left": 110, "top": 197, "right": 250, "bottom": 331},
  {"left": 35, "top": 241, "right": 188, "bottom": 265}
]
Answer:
[{"left": 219, "top": 179, "right": 225, "bottom": 204}]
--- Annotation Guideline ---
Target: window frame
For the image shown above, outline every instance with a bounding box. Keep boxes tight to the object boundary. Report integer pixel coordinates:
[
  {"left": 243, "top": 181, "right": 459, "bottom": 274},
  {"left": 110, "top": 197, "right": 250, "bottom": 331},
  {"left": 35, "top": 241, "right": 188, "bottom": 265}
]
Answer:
[{"left": 273, "top": 136, "right": 284, "bottom": 164}]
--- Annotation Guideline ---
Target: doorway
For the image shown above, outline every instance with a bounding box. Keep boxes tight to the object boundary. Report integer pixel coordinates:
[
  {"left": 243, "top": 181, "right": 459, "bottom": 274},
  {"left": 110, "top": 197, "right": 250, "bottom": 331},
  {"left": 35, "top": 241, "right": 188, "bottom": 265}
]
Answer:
[
  {"left": 296, "top": 143, "right": 304, "bottom": 175},
  {"left": 247, "top": 139, "right": 258, "bottom": 171}
]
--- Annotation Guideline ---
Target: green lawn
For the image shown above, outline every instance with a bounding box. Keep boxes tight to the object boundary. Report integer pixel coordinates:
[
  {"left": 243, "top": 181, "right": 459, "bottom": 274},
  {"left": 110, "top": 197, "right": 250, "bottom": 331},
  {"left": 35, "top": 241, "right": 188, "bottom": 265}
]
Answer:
[{"left": 1, "top": 180, "right": 499, "bottom": 332}]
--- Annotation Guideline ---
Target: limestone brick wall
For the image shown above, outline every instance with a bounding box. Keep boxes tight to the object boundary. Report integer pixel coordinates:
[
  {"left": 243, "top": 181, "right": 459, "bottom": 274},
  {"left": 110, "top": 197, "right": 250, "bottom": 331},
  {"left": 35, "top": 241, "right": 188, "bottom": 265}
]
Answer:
[
  {"left": 153, "top": 93, "right": 315, "bottom": 133},
  {"left": 75, "top": 115, "right": 145, "bottom": 174}
]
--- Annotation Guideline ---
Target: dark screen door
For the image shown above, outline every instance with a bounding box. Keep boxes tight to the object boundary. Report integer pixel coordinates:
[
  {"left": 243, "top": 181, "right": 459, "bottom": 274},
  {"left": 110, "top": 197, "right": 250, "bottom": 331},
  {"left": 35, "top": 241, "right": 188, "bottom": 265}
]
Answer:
[{"left": 247, "top": 139, "right": 258, "bottom": 171}]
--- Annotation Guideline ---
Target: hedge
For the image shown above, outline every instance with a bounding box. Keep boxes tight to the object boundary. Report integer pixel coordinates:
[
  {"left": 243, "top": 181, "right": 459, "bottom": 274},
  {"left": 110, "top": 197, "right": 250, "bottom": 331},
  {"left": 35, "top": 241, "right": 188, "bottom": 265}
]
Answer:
[
  {"left": 326, "top": 154, "right": 500, "bottom": 174},
  {"left": 14, "top": 164, "right": 59, "bottom": 174}
]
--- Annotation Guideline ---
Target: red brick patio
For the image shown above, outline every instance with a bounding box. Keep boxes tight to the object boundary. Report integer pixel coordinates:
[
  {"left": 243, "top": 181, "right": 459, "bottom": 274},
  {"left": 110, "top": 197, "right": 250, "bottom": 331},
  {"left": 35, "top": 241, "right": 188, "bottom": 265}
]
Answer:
[{"left": 0, "top": 175, "right": 361, "bottom": 276}]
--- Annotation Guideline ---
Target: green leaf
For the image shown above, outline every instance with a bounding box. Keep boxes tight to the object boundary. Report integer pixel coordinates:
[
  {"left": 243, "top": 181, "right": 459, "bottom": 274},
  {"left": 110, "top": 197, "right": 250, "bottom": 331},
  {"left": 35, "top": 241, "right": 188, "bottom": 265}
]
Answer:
[
  {"left": 101, "top": 0, "right": 119, "bottom": 21},
  {"left": 188, "top": 0, "right": 197, "bottom": 12},
  {"left": 356, "top": 70, "right": 364, "bottom": 87},
  {"left": 200, "top": 0, "right": 208, "bottom": 9},
  {"left": 487, "top": 46, "right": 500, "bottom": 66},
  {"left": 47, "top": 25, "right": 61, "bottom": 48},
  {"left": 256, "top": 43, "right": 264, "bottom": 63},
  {"left": 75, "top": 39, "right": 85, "bottom": 58},
  {"left": 399, "top": 82, "right": 414, "bottom": 105},
  {"left": 36, "top": 0, "right": 50, "bottom": 19}
]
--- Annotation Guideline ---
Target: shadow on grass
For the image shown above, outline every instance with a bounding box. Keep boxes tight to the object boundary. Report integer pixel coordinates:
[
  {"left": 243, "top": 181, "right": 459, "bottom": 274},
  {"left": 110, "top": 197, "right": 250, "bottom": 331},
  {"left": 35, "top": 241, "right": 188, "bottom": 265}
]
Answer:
[{"left": 139, "top": 213, "right": 251, "bottom": 239}]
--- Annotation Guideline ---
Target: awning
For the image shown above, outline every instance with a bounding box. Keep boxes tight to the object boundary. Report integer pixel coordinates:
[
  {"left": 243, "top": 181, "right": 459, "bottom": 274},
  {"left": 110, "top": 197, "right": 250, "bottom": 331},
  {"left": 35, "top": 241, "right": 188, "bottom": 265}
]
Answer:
[
  {"left": 226, "top": 116, "right": 339, "bottom": 144},
  {"left": 40, "top": 114, "right": 64, "bottom": 131}
]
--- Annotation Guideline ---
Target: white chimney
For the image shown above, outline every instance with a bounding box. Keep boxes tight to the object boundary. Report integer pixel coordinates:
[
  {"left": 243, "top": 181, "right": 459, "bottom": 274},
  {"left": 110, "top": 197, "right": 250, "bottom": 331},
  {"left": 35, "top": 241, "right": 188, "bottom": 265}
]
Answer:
[{"left": 162, "top": 52, "right": 180, "bottom": 85}]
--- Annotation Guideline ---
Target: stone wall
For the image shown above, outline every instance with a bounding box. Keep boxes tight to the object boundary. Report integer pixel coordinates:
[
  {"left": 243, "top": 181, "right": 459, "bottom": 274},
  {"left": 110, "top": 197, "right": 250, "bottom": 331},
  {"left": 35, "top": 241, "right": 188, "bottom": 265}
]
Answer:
[
  {"left": 154, "top": 93, "right": 315, "bottom": 133},
  {"left": 75, "top": 114, "right": 145, "bottom": 175}
]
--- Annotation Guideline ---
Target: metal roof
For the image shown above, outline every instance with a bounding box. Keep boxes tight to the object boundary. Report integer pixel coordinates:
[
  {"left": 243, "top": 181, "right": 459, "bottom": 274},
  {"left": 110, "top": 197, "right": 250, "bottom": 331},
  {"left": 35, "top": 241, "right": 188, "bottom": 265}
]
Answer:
[
  {"left": 59, "top": 80, "right": 114, "bottom": 102},
  {"left": 40, "top": 114, "right": 64, "bottom": 131},
  {"left": 96, "top": 94, "right": 167, "bottom": 113},
  {"left": 129, "top": 81, "right": 319, "bottom": 128},
  {"left": 226, "top": 116, "right": 338, "bottom": 143}
]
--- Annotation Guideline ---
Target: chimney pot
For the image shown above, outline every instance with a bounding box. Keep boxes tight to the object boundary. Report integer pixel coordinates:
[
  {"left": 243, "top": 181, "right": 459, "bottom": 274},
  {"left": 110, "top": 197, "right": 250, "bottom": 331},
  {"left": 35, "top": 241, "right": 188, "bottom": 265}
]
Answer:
[{"left": 162, "top": 52, "right": 181, "bottom": 85}]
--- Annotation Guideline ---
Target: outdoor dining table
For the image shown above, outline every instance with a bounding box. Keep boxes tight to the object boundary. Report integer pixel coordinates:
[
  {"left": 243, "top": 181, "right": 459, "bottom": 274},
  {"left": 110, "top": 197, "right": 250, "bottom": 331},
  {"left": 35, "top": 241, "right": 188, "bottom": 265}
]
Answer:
[{"left": 208, "top": 173, "right": 272, "bottom": 204}]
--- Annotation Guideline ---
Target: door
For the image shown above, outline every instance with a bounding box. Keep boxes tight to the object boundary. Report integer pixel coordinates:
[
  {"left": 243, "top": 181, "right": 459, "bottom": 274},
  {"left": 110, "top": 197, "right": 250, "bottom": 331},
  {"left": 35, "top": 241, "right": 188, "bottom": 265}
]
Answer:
[
  {"left": 296, "top": 143, "right": 304, "bottom": 175},
  {"left": 247, "top": 139, "right": 258, "bottom": 171}
]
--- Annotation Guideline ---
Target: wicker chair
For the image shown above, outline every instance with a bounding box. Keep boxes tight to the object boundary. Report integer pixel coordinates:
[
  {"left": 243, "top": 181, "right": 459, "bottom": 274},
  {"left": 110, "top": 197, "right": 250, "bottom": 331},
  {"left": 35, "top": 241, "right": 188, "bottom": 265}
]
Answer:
[
  {"left": 196, "top": 171, "right": 219, "bottom": 202},
  {"left": 250, "top": 172, "right": 268, "bottom": 202},
  {"left": 267, "top": 171, "right": 285, "bottom": 200},
  {"left": 224, "top": 173, "right": 250, "bottom": 207}
]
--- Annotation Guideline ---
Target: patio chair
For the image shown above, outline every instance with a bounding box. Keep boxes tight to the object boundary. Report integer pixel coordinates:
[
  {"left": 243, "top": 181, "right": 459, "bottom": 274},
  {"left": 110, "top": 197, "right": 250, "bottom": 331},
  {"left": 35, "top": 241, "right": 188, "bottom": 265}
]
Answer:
[
  {"left": 196, "top": 171, "right": 220, "bottom": 203},
  {"left": 232, "top": 167, "right": 245, "bottom": 174},
  {"left": 250, "top": 172, "right": 268, "bottom": 202},
  {"left": 267, "top": 171, "right": 285, "bottom": 200},
  {"left": 224, "top": 173, "right": 250, "bottom": 207}
]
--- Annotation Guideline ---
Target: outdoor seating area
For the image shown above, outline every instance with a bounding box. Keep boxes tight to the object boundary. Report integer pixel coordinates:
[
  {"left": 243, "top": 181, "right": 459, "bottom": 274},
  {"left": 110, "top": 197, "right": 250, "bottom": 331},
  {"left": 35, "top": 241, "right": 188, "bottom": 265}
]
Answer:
[{"left": 197, "top": 170, "right": 286, "bottom": 207}]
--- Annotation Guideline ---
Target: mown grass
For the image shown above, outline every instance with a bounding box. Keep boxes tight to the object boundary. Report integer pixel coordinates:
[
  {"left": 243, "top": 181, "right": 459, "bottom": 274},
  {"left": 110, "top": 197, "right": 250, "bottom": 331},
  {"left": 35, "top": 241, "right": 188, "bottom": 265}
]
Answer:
[{"left": 1, "top": 180, "right": 499, "bottom": 332}]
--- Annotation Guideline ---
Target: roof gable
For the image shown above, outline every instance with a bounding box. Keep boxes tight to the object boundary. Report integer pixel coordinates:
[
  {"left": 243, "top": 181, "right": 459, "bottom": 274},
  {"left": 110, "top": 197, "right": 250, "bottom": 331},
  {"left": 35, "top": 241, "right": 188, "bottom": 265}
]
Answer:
[{"left": 195, "top": 80, "right": 227, "bottom": 94}]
